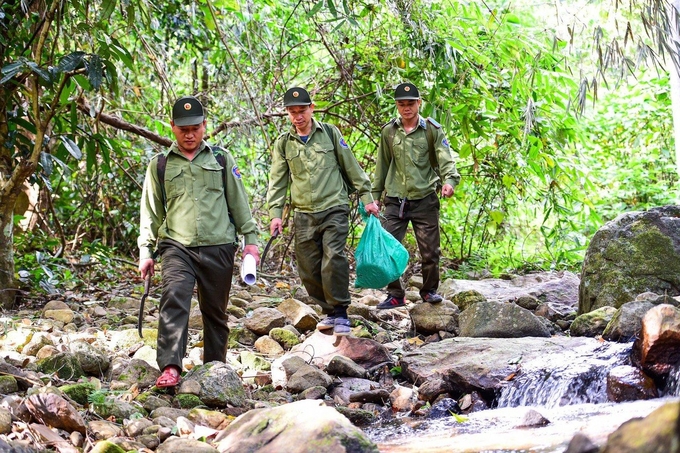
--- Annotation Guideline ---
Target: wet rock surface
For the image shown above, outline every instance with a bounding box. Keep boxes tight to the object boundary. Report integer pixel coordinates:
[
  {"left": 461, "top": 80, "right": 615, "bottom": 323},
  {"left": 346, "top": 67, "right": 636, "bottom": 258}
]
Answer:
[{"left": 1, "top": 268, "right": 678, "bottom": 452}]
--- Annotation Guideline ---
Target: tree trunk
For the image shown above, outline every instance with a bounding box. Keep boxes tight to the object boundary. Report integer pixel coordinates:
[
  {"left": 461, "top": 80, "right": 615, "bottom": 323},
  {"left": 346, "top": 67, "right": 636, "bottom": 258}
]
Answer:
[{"left": 0, "top": 195, "right": 17, "bottom": 308}]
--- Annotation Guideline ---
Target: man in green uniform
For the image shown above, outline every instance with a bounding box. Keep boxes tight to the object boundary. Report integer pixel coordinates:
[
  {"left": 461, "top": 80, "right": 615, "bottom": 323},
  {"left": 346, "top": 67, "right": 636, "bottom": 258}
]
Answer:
[
  {"left": 138, "top": 96, "right": 260, "bottom": 388},
  {"left": 372, "top": 82, "right": 460, "bottom": 309},
  {"left": 267, "top": 87, "right": 379, "bottom": 336}
]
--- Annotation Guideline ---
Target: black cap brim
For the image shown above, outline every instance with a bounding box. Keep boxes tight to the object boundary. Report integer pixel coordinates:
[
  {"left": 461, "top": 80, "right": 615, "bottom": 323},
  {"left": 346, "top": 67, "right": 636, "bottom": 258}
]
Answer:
[{"left": 173, "top": 116, "right": 204, "bottom": 126}]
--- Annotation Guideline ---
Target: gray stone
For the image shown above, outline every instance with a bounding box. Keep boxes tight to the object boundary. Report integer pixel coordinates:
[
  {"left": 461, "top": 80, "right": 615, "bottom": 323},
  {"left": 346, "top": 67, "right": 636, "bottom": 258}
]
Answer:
[
  {"left": 183, "top": 361, "right": 247, "bottom": 408},
  {"left": 326, "top": 355, "right": 366, "bottom": 378},
  {"left": 276, "top": 298, "right": 319, "bottom": 332},
  {"left": 215, "top": 400, "right": 378, "bottom": 452},
  {"left": 410, "top": 301, "right": 459, "bottom": 334},
  {"left": 108, "top": 357, "right": 159, "bottom": 388},
  {"left": 579, "top": 206, "right": 680, "bottom": 314},
  {"left": 286, "top": 364, "right": 332, "bottom": 394},
  {"left": 603, "top": 301, "right": 654, "bottom": 341},
  {"left": 243, "top": 307, "right": 286, "bottom": 335},
  {"left": 70, "top": 340, "right": 110, "bottom": 375},
  {"left": 459, "top": 301, "right": 551, "bottom": 338},
  {"left": 0, "top": 407, "right": 11, "bottom": 434},
  {"left": 570, "top": 306, "right": 618, "bottom": 337}
]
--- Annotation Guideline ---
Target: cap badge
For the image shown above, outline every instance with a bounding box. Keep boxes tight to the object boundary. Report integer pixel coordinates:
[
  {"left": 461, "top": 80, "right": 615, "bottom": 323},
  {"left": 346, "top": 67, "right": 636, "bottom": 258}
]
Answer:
[
  {"left": 292, "top": 91, "right": 299, "bottom": 98},
  {"left": 404, "top": 86, "right": 411, "bottom": 92},
  {"left": 184, "top": 103, "right": 192, "bottom": 110}
]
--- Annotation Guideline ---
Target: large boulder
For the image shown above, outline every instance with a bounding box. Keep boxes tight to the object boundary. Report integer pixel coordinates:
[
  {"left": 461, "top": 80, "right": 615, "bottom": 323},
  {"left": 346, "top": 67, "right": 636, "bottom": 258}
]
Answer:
[
  {"left": 441, "top": 270, "right": 579, "bottom": 317},
  {"left": 214, "top": 400, "right": 378, "bottom": 453},
  {"left": 633, "top": 304, "right": 680, "bottom": 377},
  {"left": 579, "top": 206, "right": 680, "bottom": 314},
  {"left": 601, "top": 400, "right": 680, "bottom": 452},
  {"left": 458, "top": 301, "right": 550, "bottom": 338},
  {"left": 400, "top": 336, "right": 629, "bottom": 405}
]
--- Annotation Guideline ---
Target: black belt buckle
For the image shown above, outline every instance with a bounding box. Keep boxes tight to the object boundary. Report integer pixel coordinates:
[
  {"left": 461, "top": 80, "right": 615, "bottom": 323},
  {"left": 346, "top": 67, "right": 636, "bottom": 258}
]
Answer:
[{"left": 398, "top": 198, "right": 408, "bottom": 219}]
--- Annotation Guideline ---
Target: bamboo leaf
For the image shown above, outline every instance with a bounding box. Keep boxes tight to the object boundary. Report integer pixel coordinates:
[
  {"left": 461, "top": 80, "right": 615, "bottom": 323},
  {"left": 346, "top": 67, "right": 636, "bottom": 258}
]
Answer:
[{"left": 60, "top": 136, "right": 83, "bottom": 160}]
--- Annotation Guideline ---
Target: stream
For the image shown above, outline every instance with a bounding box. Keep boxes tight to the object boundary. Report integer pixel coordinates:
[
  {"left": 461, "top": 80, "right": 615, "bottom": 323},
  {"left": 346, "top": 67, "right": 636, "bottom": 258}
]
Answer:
[{"left": 365, "top": 340, "right": 678, "bottom": 452}]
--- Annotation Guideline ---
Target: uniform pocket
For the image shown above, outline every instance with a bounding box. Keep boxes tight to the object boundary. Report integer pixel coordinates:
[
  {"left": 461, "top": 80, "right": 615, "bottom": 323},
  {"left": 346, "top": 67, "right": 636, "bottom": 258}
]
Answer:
[
  {"left": 314, "top": 146, "right": 336, "bottom": 169},
  {"left": 203, "top": 167, "right": 223, "bottom": 192},
  {"left": 165, "top": 167, "right": 185, "bottom": 199},
  {"left": 285, "top": 147, "right": 305, "bottom": 176},
  {"left": 412, "top": 142, "right": 430, "bottom": 165}
]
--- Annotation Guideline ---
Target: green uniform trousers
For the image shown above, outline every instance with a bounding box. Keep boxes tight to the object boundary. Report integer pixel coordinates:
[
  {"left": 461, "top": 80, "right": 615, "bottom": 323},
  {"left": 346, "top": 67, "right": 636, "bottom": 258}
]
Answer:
[
  {"left": 382, "top": 192, "right": 441, "bottom": 298},
  {"left": 294, "top": 205, "right": 351, "bottom": 316},
  {"left": 157, "top": 239, "right": 236, "bottom": 370}
]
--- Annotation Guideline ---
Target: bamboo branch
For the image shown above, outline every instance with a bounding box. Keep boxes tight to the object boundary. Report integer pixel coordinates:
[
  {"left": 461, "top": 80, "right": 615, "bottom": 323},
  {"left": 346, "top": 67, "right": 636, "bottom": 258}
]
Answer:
[{"left": 206, "top": 0, "right": 272, "bottom": 150}]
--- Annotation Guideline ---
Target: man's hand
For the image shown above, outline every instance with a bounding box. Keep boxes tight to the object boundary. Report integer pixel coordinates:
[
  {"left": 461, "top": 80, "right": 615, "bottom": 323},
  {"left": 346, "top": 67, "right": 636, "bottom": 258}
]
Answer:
[
  {"left": 243, "top": 244, "right": 260, "bottom": 264},
  {"left": 139, "top": 258, "right": 155, "bottom": 279},
  {"left": 441, "top": 184, "right": 455, "bottom": 198},
  {"left": 364, "top": 201, "right": 380, "bottom": 217},
  {"left": 270, "top": 218, "right": 283, "bottom": 236}
]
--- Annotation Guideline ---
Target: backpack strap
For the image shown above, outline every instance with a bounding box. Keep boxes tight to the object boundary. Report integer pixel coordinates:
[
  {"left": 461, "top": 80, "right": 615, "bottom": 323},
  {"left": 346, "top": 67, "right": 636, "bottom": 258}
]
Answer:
[
  {"left": 156, "top": 153, "right": 168, "bottom": 208},
  {"left": 384, "top": 117, "right": 442, "bottom": 185},
  {"left": 320, "top": 122, "right": 356, "bottom": 194},
  {"left": 156, "top": 147, "right": 234, "bottom": 226},
  {"left": 425, "top": 117, "right": 440, "bottom": 177}
]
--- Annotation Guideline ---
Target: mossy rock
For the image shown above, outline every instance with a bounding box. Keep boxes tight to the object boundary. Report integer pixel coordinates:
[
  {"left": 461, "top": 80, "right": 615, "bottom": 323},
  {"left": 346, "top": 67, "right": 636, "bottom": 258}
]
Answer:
[
  {"left": 269, "top": 327, "right": 300, "bottom": 350},
  {"left": 90, "top": 440, "right": 126, "bottom": 453},
  {"left": 175, "top": 394, "right": 204, "bottom": 409},
  {"left": 227, "top": 305, "right": 247, "bottom": 318},
  {"left": 228, "top": 326, "right": 257, "bottom": 348},
  {"left": 452, "top": 290, "right": 487, "bottom": 311},
  {"left": 59, "top": 382, "right": 98, "bottom": 405},
  {"left": 579, "top": 206, "right": 680, "bottom": 314},
  {"left": 0, "top": 376, "right": 18, "bottom": 394},
  {"left": 37, "top": 353, "right": 85, "bottom": 381}
]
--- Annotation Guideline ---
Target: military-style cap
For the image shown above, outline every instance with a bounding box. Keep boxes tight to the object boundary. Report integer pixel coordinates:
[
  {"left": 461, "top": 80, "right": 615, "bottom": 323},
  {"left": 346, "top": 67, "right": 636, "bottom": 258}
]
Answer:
[
  {"left": 283, "top": 87, "right": 312, "bottom": 107},
  {"left": 394, "top": 82, "right": 420, "bottom": 100},
  {"left": 172, "top": 96, "right": 205, "bottom": 126}
]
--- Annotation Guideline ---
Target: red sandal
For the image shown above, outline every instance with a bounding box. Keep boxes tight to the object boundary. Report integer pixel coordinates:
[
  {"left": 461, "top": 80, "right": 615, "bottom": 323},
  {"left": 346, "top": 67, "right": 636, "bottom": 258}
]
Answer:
[{"left": 156, "top": 365, "right": 181, "bottom": 388}]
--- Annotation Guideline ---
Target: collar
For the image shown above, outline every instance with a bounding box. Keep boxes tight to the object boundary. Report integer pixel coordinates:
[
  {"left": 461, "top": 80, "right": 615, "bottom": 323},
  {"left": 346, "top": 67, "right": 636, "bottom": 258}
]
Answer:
[
  {"left": 396, "top": 115, "right": 427, "bottom": 130},
  {"left": 167, "top": 140, "right": 209, "bottom": 157},
  {"left": 289, "top": 119, "right": 321, "bottom": 137}
]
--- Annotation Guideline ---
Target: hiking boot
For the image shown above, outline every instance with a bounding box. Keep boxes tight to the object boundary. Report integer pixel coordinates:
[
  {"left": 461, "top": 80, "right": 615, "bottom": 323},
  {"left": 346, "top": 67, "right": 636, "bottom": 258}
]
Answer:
[
  {"left": 317, "top": 316, "right": 336, "bottom": 331},
  {"left": 376, "top": 295, "right": 406, "bottom": 309},
  {"left": 422, "top": 291, "right": 443, "bottom": 304},
  {"left": 334, "top": 317, "right": 351, "bottom": 336}
]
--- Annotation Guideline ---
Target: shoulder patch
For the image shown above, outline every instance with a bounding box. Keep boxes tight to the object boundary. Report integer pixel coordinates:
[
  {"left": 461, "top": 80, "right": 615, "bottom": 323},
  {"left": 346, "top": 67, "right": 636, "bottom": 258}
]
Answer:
[
  {"left": 427, "top": 117, "right": 442, "bottom": 129},
  {"left": 442, "top": 138, "right": 450, "bottom": 148},
  {"left": 231, "top": 165, "right": 242, "bottom": 179},
  {"left": 339, "top": 137, "right": 349, "bottom": 149}
]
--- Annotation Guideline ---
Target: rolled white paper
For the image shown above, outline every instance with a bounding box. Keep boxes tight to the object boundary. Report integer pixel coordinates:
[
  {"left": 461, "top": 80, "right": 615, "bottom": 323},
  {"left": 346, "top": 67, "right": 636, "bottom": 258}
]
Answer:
[{"left": 241, "top": 253, "right": 257, "bottom": 285}]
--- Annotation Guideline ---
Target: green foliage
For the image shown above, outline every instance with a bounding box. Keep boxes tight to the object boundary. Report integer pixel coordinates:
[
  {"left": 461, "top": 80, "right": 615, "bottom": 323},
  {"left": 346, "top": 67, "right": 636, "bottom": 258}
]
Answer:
[
  {"left": 576, "top": 72, "right": 676, "bottom": 221},
  {"left": 3, "top": 0, "right": 674, "bottom": 297}
]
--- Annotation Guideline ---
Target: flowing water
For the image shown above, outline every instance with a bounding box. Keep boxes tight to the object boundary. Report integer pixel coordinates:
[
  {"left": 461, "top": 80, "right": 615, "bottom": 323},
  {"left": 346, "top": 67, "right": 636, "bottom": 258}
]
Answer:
[{"left": 365, "top": 340, "right": 679, "bottom": 452}]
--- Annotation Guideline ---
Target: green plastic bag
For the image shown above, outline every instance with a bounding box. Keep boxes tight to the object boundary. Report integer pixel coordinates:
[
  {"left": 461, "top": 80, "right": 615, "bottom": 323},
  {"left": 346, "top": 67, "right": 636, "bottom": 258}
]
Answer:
[{"left": 354, "top": 213, "right": 409, "bottom": 289}]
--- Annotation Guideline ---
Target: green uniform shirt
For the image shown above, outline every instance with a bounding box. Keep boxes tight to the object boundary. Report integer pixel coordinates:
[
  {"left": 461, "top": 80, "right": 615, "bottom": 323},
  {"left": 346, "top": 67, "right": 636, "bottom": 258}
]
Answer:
[
  {"left": 371, "top": 116, "right": 460, "bottom": 200},
  {"left": 138, "top": 141, "right": 259, "bottom": 261},
  {"left": 267, "top": 120, "right": 374, "bottom": 218}
]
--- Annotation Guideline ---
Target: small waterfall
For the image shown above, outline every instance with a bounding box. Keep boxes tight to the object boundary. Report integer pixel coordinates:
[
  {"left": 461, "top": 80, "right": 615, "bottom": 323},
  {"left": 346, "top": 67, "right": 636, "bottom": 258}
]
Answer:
[
  {"left": 496, "top": 340, "right": 633, "bottom": 408},
  {"left": 663, "top": 365, "right": 680, "bottom": 396}
]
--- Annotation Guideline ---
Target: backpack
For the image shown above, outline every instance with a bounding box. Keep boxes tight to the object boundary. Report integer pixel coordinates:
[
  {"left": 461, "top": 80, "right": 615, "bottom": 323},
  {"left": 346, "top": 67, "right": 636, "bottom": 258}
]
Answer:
[
  {"left": 384, "top": 117, "right": 442, "bottom": 184},
  {"left": 287, "top": 123, "right": 357, "bottom": 194},
  {"left": 156, "top": 146, "right": 236, "bottom": 227}
]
